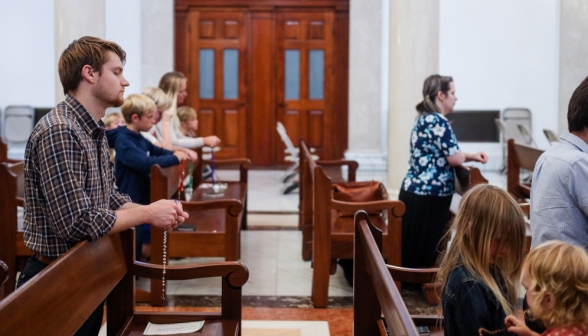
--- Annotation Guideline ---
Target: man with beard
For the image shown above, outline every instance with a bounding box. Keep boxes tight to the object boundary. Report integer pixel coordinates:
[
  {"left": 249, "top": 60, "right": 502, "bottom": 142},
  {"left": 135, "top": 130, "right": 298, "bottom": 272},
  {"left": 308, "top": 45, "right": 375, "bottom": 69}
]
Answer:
[{"left": 17, "top": 36, "right": 188, "bottom": 336}]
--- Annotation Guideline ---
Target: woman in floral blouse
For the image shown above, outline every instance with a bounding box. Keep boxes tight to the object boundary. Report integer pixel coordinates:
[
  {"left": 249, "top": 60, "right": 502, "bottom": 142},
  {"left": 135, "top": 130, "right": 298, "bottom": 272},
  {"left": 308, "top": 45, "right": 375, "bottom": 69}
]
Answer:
[{"left": 400, "top": 75, "right": 488, "bottom": 269}]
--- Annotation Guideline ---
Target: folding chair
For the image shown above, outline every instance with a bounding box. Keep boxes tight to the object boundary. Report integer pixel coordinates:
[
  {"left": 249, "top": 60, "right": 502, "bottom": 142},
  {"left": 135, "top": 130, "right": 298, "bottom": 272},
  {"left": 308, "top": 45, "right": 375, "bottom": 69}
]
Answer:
[
  {"left": 543, "top": 129, "right": 559, "bottom": 146},
  {"left": 276, "top": 122, "right": 318, "bottom": 194},
  {"left": 517, "top": 123, "right": 537, "bottom": 147},
  {"left": 2, "top": 106, "right": 34, "bottom": 146}
]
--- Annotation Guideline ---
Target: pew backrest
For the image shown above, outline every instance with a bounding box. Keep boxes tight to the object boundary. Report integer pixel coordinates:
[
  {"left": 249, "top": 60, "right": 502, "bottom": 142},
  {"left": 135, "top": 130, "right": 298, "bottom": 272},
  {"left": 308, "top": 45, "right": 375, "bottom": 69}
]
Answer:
[
  {"left": 354, "top": 211, "right": 422, "bottom": 336},
  {"left": 507, "top": 139, "right": 543, "bottom": 200}
]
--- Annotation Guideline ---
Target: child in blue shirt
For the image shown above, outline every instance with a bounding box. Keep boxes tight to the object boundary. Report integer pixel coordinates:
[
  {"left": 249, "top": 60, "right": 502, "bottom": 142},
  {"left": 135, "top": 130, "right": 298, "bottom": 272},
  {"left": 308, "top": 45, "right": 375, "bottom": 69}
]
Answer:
[{"left": 108, "top": 94, "right": 190, "bottom": 260}]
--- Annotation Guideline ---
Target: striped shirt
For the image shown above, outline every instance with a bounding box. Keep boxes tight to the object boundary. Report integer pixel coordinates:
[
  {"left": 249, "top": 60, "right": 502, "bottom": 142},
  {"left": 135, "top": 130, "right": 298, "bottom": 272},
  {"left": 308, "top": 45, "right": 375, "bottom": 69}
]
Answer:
[
  {"left": 23, "top": 94, "right": 131, "bottom": 257},
  {"left": 530, "top": 132, "right": 588, "bottom": 250}
]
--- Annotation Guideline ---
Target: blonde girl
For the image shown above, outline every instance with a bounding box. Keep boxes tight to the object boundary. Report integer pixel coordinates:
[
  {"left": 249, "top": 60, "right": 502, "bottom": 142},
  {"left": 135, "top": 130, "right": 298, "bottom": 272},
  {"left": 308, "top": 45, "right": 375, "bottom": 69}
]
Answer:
[
  {"left": 141, "top": 87, "right": 173, "bottom": 149},
  {"left": 438, "top": 184, "right": 526, "bottom": 335},
  {"left": 157, "top": 72, "right": 220, "bottom": 149},
  {"left": 505, "top": 241, "right": 588, "bottom": 336}
]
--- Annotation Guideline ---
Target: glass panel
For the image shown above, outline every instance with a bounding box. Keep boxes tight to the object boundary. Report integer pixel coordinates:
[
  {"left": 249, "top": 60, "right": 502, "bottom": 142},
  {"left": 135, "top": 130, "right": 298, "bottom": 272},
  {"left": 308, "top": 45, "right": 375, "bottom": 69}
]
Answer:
[
  {"left": 309, "top": 50, "right": 324, "bottom": 100},
  {"left": 199, "top": 49, "right": 214, "bottom": 99},
  {"left": 285, "top": 50, "right": 300, "bottom": 100},
  {"left": 223, "top": 49, "right": 239, "bottom": 99}
]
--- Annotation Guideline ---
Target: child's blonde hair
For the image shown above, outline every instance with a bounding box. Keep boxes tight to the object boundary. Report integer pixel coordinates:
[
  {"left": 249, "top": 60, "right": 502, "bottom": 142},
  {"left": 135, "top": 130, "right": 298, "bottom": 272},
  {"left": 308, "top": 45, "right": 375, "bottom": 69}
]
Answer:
[
  {"left": 177, "top": 106, "right": 197, "bottom": 123},
  {"left": 525, "top": 241, "right": 588, "bottom": 328},
  {"left": 103, "top": 112, "right": 124, "bottom": 127},
  {"left": 142, "top": 87, "right": 172, "bottom": 112},
  {"left": 121, "top": 94, "right": 156, "bottom": 124},
  {"left": 438, "top": 184, "right": 526, "bottom": 316}
]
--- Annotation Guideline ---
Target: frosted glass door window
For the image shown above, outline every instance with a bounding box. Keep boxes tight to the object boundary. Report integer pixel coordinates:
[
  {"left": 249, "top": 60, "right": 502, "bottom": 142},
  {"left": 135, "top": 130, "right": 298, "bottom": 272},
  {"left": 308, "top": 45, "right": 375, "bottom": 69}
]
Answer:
[
  {"left": 285, "top": 50, "right": 300, "bottom": 100},
  {"left": 223, "top": 49, "right": 239, "bottom": 99},
  {"left": 309, "top": 50, "right": 324, "bottom": 100},
  {"left": 199, "top": 49, "right": 214, "bottom": 99}
]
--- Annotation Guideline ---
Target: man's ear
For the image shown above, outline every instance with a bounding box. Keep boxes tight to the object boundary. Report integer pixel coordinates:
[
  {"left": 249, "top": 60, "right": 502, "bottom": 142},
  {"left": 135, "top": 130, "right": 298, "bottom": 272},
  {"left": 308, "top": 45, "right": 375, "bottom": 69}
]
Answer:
[{"left": 80, "top": 64, "right": 97, "bottom": 84}]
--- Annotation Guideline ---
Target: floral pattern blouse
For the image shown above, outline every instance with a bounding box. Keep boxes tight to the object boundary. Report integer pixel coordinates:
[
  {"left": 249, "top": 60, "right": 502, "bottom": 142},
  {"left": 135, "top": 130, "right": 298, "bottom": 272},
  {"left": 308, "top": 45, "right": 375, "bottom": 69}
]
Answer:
[{"left": 402, "top": 112, "right": 460, "bottom": 197}]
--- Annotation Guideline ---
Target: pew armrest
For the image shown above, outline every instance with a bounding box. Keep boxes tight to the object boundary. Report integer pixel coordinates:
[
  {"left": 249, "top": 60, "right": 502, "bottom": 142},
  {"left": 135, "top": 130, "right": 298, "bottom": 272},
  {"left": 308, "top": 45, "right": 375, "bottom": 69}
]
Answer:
[{"left": 133, "top": 261, "right": 249, "bottom": 286}]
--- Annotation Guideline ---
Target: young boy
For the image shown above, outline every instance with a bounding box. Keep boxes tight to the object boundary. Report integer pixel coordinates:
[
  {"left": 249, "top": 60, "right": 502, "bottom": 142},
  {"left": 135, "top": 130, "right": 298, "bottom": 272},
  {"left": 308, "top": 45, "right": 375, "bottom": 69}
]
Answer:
[
  {"left": 176, "top": 106, "right": 221, "bottom": 147},
  {"left": 109, "top": 94, "right": 190, "bottom": 259}
]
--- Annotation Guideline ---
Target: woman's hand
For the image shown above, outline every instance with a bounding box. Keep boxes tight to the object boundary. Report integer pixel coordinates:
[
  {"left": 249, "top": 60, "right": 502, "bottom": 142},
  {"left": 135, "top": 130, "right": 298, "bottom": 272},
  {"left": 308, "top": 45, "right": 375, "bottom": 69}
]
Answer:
[
  {"left": 471, "top": 151, "right": 488, "bottom": 163},
  {"left": 505, "top": 315, "right": 540, "bottom": 336}
]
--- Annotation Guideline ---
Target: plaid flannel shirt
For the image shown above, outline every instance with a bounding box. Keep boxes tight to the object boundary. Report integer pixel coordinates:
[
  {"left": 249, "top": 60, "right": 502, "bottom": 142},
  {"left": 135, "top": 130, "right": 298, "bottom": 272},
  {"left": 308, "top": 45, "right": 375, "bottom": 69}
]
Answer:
[{"left": 23, "top": 95, "right": 131, "bottom": 257}]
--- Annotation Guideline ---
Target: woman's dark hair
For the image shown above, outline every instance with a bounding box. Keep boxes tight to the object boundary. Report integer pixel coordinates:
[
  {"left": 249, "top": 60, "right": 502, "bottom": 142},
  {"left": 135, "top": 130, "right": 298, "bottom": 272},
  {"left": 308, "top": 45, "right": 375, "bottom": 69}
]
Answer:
[
  {"left": 415, "top": 74, "right": 453, "bottom": 114},
  {"left": 568, "top": 76, "right": 588, "bottom": 132}
]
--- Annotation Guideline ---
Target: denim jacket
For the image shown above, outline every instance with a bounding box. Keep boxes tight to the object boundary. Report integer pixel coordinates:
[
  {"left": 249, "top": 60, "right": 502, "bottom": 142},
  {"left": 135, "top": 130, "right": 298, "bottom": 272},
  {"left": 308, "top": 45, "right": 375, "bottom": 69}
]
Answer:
[{"left": 442, "top": 265, "right": 515, "bottom": 336}]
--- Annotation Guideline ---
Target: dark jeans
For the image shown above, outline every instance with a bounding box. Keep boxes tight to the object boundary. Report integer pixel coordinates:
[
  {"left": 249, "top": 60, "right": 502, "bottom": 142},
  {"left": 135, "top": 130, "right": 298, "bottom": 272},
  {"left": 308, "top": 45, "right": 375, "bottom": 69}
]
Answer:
[{"left": 17, "top": 257, "right": 104, "bottom": 336}]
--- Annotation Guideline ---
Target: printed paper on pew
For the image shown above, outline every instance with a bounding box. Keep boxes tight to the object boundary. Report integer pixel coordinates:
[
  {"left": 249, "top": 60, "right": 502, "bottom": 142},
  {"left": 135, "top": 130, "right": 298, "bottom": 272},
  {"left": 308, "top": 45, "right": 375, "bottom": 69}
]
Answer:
[{"left": 143, "top": 321, "right": 205, "bottom": 335}]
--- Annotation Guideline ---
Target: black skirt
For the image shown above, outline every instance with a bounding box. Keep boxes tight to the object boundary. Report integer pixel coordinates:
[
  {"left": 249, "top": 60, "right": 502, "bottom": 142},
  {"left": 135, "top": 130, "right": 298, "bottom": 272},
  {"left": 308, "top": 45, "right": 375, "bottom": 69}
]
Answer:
[{"left": 399, "top": 189, "right": 452, "bottom": 268}]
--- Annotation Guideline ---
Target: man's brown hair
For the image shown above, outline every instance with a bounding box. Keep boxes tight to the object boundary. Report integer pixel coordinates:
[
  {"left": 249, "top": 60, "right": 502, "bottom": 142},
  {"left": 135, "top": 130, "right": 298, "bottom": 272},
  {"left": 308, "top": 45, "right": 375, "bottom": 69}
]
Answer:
[{"left": 58, "top": 36, "right": 126, "bottom": 94}]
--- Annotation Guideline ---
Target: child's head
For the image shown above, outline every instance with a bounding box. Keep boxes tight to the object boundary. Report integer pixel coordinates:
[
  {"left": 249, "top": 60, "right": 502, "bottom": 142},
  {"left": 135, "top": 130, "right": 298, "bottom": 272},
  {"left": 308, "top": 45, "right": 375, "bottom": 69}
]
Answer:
[
  {"left": 177, "top": 106, "right": 198, "bottom": 131},
  {"left": 121, "top": 94, "right": 157, "bottom": 132},
  {"left": 103, "top": 112, "right": 126, "bottom": 130},
  {"left": 439, "top": 184, "right": 526, "bottom": 315},
  {"left": 142, "top": 87, "right": 172, "bottom": 123},
  {"left": 523, "top": 241, "right": 588, "bottom": 328}
]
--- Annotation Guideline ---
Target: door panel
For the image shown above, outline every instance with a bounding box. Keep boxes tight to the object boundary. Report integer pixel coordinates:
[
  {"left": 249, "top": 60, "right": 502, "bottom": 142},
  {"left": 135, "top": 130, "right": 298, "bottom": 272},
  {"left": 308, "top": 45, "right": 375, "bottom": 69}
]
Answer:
[
  {"left": 276, "top": 11, "right": 334, "bottom": 163},
  {"left": 188, "top": 10, "right": 248, "bottom": 159}
]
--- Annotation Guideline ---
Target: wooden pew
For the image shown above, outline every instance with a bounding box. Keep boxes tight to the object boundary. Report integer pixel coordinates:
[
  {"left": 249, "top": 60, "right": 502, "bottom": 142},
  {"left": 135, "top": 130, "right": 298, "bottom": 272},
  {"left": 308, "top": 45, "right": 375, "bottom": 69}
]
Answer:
[
  {"left": 0, "top": 229, "right": 248, "bottom": 335},
  {"left": 149, "top": 157, "right": 249, "bottom": 306},
  {"left": 0, "top": 138, "right": 22, "bottom": 164},
  {"left": 0, "top": 162, "right": 33, "bottom": 298},
  {"left": 299, "top": 138, "right": 359, "bottom": 261},
  {"left": 0, "top": 261, "right": 8, "bottom": 300},
  {"left": 507, "top": 139, "right": 544, "bottom": 201},
  {"left": 300, "top": 140, "right": 406, "bottom": 308},
  {"left": 354, "top": 211, "right": 443, "bottom": 336}
]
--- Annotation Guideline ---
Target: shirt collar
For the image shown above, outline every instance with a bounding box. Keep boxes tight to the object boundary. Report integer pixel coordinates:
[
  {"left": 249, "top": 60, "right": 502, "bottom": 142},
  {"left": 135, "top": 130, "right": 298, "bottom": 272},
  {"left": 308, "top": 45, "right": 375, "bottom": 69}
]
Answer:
[
  {"left": 64, "top": 94, "right": 105, "bottom": 137},
  {"left": 560, "top": 132, "right": 588, "bottom": 153}
]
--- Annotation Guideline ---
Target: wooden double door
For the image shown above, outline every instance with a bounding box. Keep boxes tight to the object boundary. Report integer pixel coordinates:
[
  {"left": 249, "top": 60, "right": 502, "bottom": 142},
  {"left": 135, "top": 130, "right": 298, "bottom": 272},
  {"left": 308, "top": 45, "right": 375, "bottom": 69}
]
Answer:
[{"left": 175, "top": 1, "right": 349, "bottom": 166}]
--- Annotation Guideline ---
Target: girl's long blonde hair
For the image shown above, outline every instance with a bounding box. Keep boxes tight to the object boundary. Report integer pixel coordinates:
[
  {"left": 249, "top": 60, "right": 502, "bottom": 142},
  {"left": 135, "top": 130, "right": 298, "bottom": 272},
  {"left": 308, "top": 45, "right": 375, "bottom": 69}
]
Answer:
[
  {"left": 438, "top": 184, "right": 526, "bottom": 316},
  {"left": 158, "top": 71, "right": 187, "bottom": 125},
  {"left": 525, "top": 241, "right": 588, "bottom": 328}
]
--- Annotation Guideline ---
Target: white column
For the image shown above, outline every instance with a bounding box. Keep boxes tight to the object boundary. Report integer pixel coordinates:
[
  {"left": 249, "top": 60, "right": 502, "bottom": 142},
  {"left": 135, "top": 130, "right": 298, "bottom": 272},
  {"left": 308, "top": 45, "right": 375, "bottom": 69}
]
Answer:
[
  {"left": 387, "top": 0, "right": 440, "bottom": 195},
  {"left": 558, "top": 1, "right": 588, "bottom": 133},
  {"left": 141, "top": 0, "right": 174, "bottom": 89},
  {"left": 54, "top": 0, "right": 105, "bottom": 103},
  {"left": 345, "top": 0, "right": 388, "bottom": 171}
]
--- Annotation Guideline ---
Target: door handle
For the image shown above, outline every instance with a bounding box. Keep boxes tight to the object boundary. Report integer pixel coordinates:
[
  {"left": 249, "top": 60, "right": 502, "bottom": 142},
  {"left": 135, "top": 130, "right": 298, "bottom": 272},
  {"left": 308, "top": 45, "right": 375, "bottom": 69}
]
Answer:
[
  {"left": 235, "top": 102, "right": 245, "bottom": 107},
  {"left": 278, "top": 103, "right": 286, "bottom": 108}
]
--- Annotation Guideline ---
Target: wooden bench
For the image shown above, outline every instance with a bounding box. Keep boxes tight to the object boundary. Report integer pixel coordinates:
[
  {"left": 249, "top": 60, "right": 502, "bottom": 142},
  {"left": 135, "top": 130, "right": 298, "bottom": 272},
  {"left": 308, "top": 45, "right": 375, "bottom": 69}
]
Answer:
[
  {"left": 0, "top": 138, "right": 23, "bottom": 164},
  {"left": 507, "top": 139, "right": 544, "bottom": 201},
  {"left": 299, "top": 138, "right": 359, "bottom": 261},
  {"left": 0, "top": 161, "right": 33, "bottom": 298},
  {"left": 300, "top": 139, "right": 406, "bottom": 308},
  {"left": 354, "top": 211, "right": 443, "bottom": 335},
  {"left": 0, "top": 261, "right": 8, "bottom": 300},
  {"left": 0, "top": 229, "right": 248, "bottom": 335},
  {"left": 149, "top": 156, "right": 249, "bottom": 305}
]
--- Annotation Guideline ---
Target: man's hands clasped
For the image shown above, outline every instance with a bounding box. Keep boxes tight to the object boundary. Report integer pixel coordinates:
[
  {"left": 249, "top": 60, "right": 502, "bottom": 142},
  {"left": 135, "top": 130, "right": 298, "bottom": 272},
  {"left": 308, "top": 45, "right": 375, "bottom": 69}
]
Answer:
[{"left": 147, "top": 199, "right": 189, "bottom": 232}]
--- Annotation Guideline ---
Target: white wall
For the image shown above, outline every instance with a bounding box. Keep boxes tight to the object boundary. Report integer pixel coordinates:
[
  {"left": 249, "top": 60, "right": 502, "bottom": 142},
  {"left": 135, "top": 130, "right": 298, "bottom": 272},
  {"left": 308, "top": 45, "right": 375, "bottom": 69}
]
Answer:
[
  {"left": 440, "top": 0, "right": 560, "bottom": 167},
  {"left": 0, "top": 0, "right": 55, "bottom": 108},
  {"left": 105, "top": 0, "right": 142, "bottom": 96}
]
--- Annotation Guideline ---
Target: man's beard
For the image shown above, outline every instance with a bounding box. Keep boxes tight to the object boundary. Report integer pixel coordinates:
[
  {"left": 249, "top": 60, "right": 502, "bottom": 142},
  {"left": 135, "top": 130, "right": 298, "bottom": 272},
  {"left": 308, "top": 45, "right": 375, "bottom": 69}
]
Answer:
[{"left": 94, "top": 83, "right": 124, "bottom": 107}]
